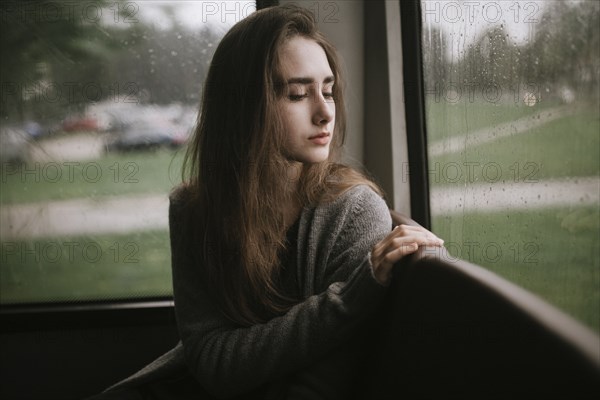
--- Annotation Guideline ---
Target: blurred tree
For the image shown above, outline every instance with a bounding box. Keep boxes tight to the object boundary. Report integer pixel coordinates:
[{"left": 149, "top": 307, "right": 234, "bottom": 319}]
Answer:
[
  {"left": 103, "top": 5, "right": 221, "bottom": 105},
  {"left": 456, "top": 24, "right": 521, "bottom": 102},
  {"left": 523, "top": 0, "right": 599, "bottom": 102},
  {"left": 422, "top": 24, "right": 449, "bottom": 92},
  {"left": 425, "top": 0, "right": 599, "bottom": 105},
  {"left": 0, "top": 0, "right": 122, "bottom": 122},
  {"left": 1, "top": 0, "right": 223, "bottom": 125}
]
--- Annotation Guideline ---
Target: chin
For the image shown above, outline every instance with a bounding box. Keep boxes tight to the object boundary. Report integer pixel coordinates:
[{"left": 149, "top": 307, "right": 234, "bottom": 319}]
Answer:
[
  {"left": 301, "top": 149, "right": 330, "bottom": 164},
  {"left": 285, "top": 145, "right": 331, "bottom": 164}
]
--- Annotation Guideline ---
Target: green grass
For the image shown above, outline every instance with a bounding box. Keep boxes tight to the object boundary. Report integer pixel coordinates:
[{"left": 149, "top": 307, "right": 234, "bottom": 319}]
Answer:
[
  {"left": 428, "top": 108, "right": 600, "bottom": 185},
  {"left": 432, "top": 206, "right": 600, "bottom": 333},
  {"left": 0, "top": 230, "right": 173, "bottom": 303},
  {"left": 0, "top": 148, "right": 185, "bottom": 205},
  {"left": 425, "top": 98, "right": 561, "bottom": 141},
  {"left": 2, "top": 207, "right": 597, "bottom": 334}
]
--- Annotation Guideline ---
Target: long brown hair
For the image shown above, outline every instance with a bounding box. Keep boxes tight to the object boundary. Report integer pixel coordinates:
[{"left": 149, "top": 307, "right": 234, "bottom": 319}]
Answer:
[{"left": 180, "top": 5, "right": 383, "bottom": 326}]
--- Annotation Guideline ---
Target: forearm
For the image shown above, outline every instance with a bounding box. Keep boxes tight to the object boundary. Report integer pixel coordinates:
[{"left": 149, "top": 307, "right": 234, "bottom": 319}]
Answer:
[
  {"left": 170, "top": 185, "right": 393, "bottom": 398},
  {"left": 179, "top": 258, "right": 385, "bottom": 398}
]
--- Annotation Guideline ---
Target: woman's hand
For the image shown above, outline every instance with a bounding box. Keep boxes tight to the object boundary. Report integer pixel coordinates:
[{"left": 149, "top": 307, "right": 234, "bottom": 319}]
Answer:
[{"left": 370, "top": 224, "right": 444, "bottom": 286}]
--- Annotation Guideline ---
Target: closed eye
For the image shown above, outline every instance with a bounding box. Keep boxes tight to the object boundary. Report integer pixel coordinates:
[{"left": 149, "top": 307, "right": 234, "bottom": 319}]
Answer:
[{"left": 288, "top": 93, "right": 309, "bottom": 101}]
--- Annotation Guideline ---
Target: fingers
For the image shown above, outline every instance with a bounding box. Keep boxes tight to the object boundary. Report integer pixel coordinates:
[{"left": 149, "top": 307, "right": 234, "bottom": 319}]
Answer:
[
  {"left": 392, "top": 224, "right": 443, "bottom": 244},
  {"left": 380, "top": 235, "right": 442, "bottom": 264},
  {"left": 370, "top": 225, "right": 445, "bottom": 285},
  {"left": 372, "top": 224, "right": 443, "bottom": 259},
  {"left": 370, "top": 244, "right": 418, "bottom": 285},
  {"left": 372, "top": 233, "right": 442, "bottom": 265}
]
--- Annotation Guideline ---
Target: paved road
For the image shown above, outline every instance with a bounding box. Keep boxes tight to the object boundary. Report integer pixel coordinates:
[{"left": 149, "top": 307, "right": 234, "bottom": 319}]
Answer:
[
  {"left": 429, "top": 106, "right": 576, "bottom": 157},
  {"left": 1, "top": 194, "right": 168, "bottom": 240},
  {"left": 430, "top": 177, "right": 599, "bottom": 215},
  {"left": 1, "top": 176, "right": 598, "bottom": 239},
  {"left": 29, "top": 132, "right": 106, "bottom": 162}
]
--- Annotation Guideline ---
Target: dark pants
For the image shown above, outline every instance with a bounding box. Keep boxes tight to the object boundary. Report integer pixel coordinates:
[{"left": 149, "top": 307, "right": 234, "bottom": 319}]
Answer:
[
  {"left": 84, "top": 373, "right": 214, "bottom": 400},
  {"left": 85, "top": 373, "right": 272, "bottom": 400}
]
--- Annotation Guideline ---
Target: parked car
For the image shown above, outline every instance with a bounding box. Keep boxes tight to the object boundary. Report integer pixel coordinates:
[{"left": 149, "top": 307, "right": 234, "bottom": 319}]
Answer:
[
  {"left": 105, "top": 119, "right": 188, "bottom": 152},
  {"left": 23, "top": 121, "right": 46, "bottom": 139},
  {"left": 61, "top": 117, "right": 99, "bottom": 132}
]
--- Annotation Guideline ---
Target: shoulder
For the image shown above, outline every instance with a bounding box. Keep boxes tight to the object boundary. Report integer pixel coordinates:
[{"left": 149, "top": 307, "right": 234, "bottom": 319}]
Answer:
[
  {"left": 168, "top": 184, "right": 199, "bottom": 235},
  {"left": 168, "top": 184, "right": 197, "bottom": 215},
  {"left": 317, "top": 184, "right": 392, "bottom": 232},
  {"left": 169, "top": 184, "right": 194, "bottom": 206},
  {"left": 309, "top": 185, "right": 392, "bottom": 286},
  {"left": 327, "top": 184, "right": 389, "bottom": 216}
]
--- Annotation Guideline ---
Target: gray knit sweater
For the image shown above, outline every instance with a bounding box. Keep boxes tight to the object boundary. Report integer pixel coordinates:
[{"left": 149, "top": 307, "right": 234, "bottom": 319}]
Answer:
[{"left": 105, "top": 184, "right": 392, "bottom": 398}]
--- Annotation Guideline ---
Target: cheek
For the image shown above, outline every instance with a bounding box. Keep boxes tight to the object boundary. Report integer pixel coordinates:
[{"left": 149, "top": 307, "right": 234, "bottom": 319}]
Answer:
[
  {"left": 282, "top": 105, "right": 305, "bottom": 131},
  {"left": 280, "top": 106, "right": 303, "bottom": 146},
  {"left": 278, "top": 105, "right": 294, "bottom": 133}
]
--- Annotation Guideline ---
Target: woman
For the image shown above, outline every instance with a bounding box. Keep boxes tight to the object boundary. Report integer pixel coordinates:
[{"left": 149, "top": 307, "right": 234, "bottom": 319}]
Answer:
[{"left": 90, "top": 4, "right": 443, "bottom": 399}]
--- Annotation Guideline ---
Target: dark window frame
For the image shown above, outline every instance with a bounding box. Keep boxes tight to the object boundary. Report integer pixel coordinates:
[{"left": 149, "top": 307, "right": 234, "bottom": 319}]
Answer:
[{"left": 399, "top": 0, "right": 431, "bottom": 228}]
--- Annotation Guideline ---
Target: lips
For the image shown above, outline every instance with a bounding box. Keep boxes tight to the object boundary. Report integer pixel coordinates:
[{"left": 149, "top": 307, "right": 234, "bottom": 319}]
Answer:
[
  {"left": 308, "top": 132, "right": 330, "bottom": 145},
  {"left": 308, "top": 132, "right": 330, "bottom": 139}
]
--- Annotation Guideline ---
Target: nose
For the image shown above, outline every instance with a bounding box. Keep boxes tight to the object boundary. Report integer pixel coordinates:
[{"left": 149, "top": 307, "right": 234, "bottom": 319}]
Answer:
[{"left": 312, "top": 92, "right": 335, "bottom": 126}]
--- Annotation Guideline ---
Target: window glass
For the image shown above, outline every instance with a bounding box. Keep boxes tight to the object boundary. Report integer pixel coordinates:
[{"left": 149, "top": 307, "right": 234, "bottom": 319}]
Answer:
[
  {"left": 421, "top": 0, "right": 599, "bottom": 332},
  {"left": 0, "top": 0, "right": 256, "bottom": 303}
]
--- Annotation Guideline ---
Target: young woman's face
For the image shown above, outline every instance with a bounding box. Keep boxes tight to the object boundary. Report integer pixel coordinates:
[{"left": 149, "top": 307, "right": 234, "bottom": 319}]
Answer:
[{"left": 278, "top": 37, "right": 336, "bottom": 164}]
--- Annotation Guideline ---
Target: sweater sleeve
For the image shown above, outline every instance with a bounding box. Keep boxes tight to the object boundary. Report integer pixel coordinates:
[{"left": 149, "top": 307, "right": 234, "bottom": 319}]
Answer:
[{"left": 170, "top": 186, "right": 392, "bottom": 399}]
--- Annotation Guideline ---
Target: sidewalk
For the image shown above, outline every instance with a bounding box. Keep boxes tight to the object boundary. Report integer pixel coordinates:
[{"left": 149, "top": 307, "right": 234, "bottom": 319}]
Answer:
[
  {"left": 430, "top": 177, "right": 599, "bottom": 215},
  {"left": 429, "top": 106, "right": 576, "bottom": 157},
  {"left": 1, "top": 176, "right": 598, "bottom": 240},
  {"left": 1, "top": 194, "right": 169, "bottom": 240}
]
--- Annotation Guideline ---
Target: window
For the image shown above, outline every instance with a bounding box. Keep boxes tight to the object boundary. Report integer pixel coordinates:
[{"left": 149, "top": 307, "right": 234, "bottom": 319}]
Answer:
[
  {"left": 0, "top": 0, "right": 256, "bottom": 303},
  {"left": 421, "top": 0, "right": 599, "bottom": 332}
]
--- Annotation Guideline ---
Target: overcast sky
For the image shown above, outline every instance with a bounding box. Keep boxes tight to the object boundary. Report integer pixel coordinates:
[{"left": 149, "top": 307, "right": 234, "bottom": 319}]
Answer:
[
  {"left": 122, "top": 0, "right": 256, "bottom": 32},
  {"left": 118, "top": 0, "right": 579, "bottom": 59},
  {"left": 422, "top": 0, "right": 552, "bottom": 59}
]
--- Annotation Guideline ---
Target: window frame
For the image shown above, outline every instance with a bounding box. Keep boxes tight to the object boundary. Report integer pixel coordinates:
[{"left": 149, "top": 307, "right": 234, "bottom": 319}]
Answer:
[{"left": 398, "top": 0, "right": 431, "bottom": 228}]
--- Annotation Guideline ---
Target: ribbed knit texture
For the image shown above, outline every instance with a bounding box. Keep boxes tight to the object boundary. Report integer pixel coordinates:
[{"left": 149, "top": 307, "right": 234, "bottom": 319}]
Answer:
[{"left": 105, "top": 184, "right": 392, "bottom": 399}]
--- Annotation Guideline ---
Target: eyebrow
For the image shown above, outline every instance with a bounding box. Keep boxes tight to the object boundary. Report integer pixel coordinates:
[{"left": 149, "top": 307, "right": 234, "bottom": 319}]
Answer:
[{"left": 287, "top": 76, "right": 335, "bottom": 85}]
